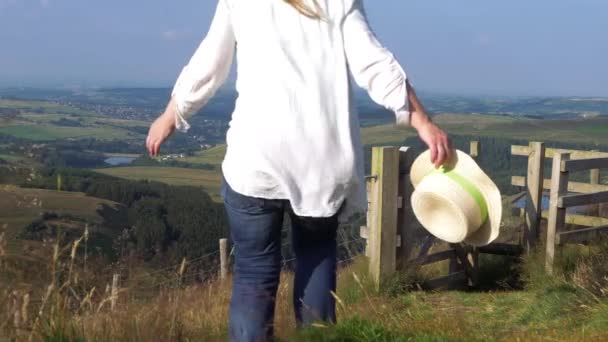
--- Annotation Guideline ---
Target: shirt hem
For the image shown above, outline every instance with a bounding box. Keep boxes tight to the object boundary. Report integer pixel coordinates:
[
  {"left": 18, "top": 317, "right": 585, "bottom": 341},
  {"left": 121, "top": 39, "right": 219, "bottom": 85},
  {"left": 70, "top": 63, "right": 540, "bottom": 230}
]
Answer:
[{"left": 222, "top": 167, "right": 349, "bottom": 218}]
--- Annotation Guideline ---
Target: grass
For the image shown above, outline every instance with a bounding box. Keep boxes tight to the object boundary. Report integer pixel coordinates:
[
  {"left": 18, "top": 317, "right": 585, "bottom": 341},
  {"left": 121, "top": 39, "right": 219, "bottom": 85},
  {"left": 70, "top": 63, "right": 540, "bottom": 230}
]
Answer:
[
  {"left": 94, "top": 166, "right": 222, "bottom": 202},
  {"left": 2, "top": 240, "right": 608, "bottom": 341}
]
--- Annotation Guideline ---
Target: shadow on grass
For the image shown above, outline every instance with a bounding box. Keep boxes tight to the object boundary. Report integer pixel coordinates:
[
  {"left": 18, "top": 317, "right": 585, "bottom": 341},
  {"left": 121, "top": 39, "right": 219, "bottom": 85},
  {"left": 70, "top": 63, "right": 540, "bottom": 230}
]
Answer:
[
  {"left": 294, "top": 316, "right": 451, "bottom": 342},
  {"left": 474, "top": 253, "right": 524, "bottom": 292}
]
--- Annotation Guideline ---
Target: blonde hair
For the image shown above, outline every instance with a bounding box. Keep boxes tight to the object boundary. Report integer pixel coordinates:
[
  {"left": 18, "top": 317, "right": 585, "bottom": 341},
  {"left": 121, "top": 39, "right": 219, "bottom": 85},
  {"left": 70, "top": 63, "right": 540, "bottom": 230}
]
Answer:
[{"left": 284, "top": 0, "right": 322, "bottom": 19}]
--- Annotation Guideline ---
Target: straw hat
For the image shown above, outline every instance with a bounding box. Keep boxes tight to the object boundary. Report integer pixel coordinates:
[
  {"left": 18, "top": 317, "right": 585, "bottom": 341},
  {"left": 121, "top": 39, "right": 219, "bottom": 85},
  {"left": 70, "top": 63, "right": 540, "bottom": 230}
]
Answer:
[{"left": 410, "top": 149, "right": 501, "bottom": 246}]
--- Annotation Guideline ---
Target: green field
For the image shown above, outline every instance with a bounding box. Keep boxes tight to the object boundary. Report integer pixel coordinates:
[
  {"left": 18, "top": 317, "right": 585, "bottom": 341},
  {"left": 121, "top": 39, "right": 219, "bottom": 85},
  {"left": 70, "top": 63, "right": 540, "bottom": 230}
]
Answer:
[
  {"left": 166, "top": 113, "right": 608, "bottom": 205},
  {"left": 101, "top": 152, "right": 142, "bottom": 158},
  {"left": 0, "top": 99, "right": 149, "bottom": 141},
  {"left": 0, "top": 124, "right": 138, "bottom": 141},
  {"left": 94, "top": 166, "right": 222, "bottom": 202},
  {"left": 0, "top": 153, "right": 26, "bottom": 162},
  {"left": 181, "top": 145, "right": 226, "bottom": 166},
  {"left": 177, "top": 114, "right": 544, "bottom": 166},
  {"left": 0, "top": 99, "right": 93, "bottom": 115},
  {"left": 361, "top": 113, "right": 608, "bottom": 146}
]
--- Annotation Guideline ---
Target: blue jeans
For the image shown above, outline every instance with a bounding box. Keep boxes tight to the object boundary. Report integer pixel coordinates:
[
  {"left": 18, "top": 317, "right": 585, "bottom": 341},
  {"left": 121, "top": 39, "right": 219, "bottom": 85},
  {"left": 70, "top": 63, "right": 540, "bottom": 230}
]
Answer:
[{"left": 221, "top": 177, "right": 339, "bottom": 342}]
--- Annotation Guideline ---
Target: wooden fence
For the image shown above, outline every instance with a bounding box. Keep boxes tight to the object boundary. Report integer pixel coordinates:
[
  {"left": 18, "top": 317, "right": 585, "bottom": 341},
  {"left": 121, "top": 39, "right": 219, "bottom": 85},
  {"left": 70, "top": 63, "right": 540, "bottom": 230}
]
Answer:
[
  {"left": 511, "top": 144, "right": 608, "bottom": 273},
  {"left": 360, "top": 141, "right": 522, "bottom": 289},
  {"left": 361, "top": 140, "right": 608, "bottom": 288}
]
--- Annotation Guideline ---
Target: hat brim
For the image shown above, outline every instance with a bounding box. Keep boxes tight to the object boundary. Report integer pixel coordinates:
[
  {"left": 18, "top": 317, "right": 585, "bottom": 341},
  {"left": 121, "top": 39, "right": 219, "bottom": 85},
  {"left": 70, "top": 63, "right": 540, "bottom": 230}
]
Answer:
[{"left": 410, "top": 149, "right": 502, "bottom": 247}]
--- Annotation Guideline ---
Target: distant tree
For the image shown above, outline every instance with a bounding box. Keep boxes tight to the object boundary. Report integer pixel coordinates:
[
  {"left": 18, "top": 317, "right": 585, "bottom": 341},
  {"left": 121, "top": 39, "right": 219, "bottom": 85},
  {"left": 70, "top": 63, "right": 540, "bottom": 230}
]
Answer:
[{"left": 129, "top": 197, "right": 169, "bottom": 260}]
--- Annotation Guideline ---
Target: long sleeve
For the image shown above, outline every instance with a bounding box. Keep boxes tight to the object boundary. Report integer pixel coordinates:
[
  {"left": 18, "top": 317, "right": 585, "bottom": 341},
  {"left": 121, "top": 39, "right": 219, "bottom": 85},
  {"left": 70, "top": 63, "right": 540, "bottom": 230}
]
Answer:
[
  {"left": 171, "top": 0, "right": 236, "bottom": 132},
  {"left": 342, "top": 0, "right": 410, "bottom": 126}
]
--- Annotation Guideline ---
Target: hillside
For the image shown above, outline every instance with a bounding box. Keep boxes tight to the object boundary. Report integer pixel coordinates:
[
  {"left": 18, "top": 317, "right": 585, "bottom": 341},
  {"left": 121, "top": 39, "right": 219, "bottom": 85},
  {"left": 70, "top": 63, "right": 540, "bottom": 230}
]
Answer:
[
  {"left": 362, "top": 114, "right": 608, "bottom": 146},
  {"left": 109, "top": 115, "right": 606, "bottom": 201},
  {"left": 0, "top": 184, "right": 125, "bottom": 246},
  {"left": 0, "top": 99, "right": 146, "bottom": 141},
  {"left": 181, "top": 114, "right": 608, "bottom": 167},
  {"left": 2, "top": 95, "right": 608, "bottom": 340},
  {"left": 94, "top": 166, "right": 222, "bottom": 202},
  {"left": 0, "top": 185, "right": 127, "bottom": 288},
  {"left": 4, "top": 88, "right": 608, "bottom": 120}
]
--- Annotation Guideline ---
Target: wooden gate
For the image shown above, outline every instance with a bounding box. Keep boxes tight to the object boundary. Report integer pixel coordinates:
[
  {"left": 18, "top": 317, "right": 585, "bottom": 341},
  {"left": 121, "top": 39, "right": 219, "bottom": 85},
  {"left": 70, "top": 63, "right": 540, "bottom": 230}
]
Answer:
[{"left": 361, "top": 142, "right": 521, "bottom": 289}]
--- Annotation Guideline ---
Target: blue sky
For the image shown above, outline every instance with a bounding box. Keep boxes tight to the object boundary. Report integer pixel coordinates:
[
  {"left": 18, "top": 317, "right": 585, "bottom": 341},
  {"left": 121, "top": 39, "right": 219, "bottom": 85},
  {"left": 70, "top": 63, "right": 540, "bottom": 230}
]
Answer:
[{"left": 0, "top": 0, "right": 606, "bottom": 96}]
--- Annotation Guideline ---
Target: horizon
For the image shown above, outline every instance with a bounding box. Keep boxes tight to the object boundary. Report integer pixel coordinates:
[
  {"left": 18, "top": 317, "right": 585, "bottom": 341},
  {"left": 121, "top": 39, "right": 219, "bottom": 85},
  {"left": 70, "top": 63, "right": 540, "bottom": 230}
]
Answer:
[
  {"left": 1, "top": 84, "right": 607, "bottom": 100},
  {"left": 1, "top": 0, "right": 607, "bottom": 97}
]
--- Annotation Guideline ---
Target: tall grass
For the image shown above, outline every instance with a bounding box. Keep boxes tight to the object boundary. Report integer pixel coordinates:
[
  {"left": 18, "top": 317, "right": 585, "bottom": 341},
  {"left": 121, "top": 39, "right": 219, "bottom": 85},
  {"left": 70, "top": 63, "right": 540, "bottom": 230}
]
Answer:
[{"left": 2, "top": 230, "right": 608, "bottom": 341}]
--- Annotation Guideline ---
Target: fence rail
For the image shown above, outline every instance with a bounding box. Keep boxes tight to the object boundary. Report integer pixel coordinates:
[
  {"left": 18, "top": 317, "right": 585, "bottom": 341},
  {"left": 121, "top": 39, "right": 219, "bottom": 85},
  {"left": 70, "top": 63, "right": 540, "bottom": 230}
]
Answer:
[
  {"left": 511, "top": 176, "right": 608, "bottom": 193},
  {"left": 562, "top": 157, "right": 608, "bottom": 172},
  {"left": 511, "top": 145, "right": 608, "bottom": 159}
]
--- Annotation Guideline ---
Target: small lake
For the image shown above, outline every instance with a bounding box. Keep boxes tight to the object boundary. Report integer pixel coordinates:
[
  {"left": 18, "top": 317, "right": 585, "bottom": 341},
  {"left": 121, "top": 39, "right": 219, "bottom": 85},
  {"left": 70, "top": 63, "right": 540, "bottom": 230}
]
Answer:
[{"left": 104, "top": 156, "right": 136, "bottom": 166}]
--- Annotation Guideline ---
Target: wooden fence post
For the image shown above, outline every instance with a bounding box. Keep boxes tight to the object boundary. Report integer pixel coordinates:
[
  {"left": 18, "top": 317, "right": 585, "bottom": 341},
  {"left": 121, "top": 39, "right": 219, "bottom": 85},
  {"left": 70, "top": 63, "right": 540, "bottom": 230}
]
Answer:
[
  {"left": 590, "top": 150, "right": 601, "bottom": 185},
  {"left": 111, "top": 273, "right": 119, "bottom": 311},
  {"left": 219, "top": 238, "right": 228, "bottom": 280},
  {"left": 396, "top": 147, "right": 414, "bottom": 270},
  {"left": 590, "top": 168, "right": 601, "bottom": 184},
  {"left": 467, "top": 141, "right": 480, "bottom": 287},
  {"left": 469, "top": 141, "right": 479, "bottom": 158},
  {"left": 368, "top": 146, "right": 400, "bottom": 289},
  {"left": 546, "top": 152, "right": 570, "bottom": 274},
  {"left": 447, "top": 247, "right": 462, "bottom": 289},
  {"left": 524, "top": 142, "right": 546, "bottom": 253},
  {"left": 364, "top": 181, "right": 372, "bottom": 257},
  {"left": 590, "top": 150, "right": 601, "bottom": 215}
]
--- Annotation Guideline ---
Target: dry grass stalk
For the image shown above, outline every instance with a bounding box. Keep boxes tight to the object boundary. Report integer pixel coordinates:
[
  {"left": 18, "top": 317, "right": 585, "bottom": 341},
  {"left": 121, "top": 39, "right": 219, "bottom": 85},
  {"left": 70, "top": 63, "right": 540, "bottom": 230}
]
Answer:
[
  {"left": 111, "top": 274, "right": 119, "bottom": 311},
  {"left": 0, "top": 232, "right": 5, "bottom": 271},
  {"left": 83, "top": 224, "right": 89, "bottom": 274},
  {"left": 21, "top": 293, "right": 29, "bottom": 327},
  {"left": 169, "top": 257, "right": 188, "bottom": 339},
  {"left": 571, "top": 251, "right": 608, "bottom": 299},
  {"left": 10, "top": 291, "right": 22, "bottom": 332},
  {"left": 67, "top": 235, "right": 84, "bottom": 287},
  {"left": 27, "top": 284, "right": 54, "bottom": 342}
]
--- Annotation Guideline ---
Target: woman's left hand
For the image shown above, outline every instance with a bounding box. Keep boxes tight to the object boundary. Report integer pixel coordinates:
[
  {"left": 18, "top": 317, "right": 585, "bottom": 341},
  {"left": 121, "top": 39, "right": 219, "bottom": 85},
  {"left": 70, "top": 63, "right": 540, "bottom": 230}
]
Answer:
[
  {"left": 146, "top": 112, "right": 176, "bottom": 157},
  {"left": 411, "top": 110, "right": 452, "bottom": 168}
]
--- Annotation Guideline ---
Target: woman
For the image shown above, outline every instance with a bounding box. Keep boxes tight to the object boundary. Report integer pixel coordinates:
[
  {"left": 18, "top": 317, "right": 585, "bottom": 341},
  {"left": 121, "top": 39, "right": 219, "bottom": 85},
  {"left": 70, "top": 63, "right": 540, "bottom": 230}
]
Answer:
[{"left": 146, "top": 0, "right": 451, "bottom": 340}]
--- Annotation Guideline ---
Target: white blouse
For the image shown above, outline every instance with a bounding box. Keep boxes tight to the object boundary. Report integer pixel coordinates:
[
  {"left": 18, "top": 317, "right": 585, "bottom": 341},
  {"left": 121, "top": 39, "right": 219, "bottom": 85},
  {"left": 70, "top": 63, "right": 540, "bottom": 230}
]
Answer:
[{"left": 171, "top": 0, "right": 410, "bottom": 221}]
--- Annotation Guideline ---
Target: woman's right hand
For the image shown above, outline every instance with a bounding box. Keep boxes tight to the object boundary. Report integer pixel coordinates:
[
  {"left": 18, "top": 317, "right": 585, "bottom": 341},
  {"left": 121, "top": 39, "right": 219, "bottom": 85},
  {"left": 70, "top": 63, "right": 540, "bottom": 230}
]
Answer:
[{"left": 146, "top": 111, "right": 176, "bottom": 157}]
